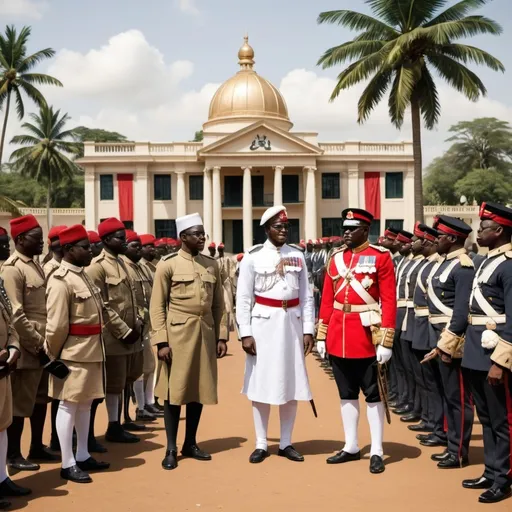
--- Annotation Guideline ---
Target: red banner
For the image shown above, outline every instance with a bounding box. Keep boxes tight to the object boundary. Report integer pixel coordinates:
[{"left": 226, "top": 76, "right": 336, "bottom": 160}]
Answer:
[
  {"left": 117, "top": 174, "right": 134, "bottom": 222},
  {"left": 364, "top": 172, "right": 381, "bottom": 220}
]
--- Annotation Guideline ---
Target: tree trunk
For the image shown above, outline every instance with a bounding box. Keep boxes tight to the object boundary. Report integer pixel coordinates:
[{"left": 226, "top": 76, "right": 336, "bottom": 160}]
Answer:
[
  {"left": 0, "top": 91, "right": 11, "bottom": 167},
  {"left": 411, "top": 96, "right": 424, "bottom": 222},
  {"left": 46, "top": 168, "right": 52, "bottom": 230}
]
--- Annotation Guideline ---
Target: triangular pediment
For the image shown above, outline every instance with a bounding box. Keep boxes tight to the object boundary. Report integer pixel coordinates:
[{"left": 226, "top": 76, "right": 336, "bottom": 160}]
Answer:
[{"left": 199, "top": 121, "right": 323, "bottom": 156}]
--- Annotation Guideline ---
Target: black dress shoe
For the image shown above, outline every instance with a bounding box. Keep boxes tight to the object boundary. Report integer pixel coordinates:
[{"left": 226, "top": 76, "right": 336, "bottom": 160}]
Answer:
[
  {"left": 105, "top": 423, "right": 140, "bottom": 443},
  {"left": 145, "top": 404, "right": 164, "bottom": 416},
  {"left": 181, "top": 444, "right": 212, "bottom": 461},
  {"left": 393, "top": 404, "right": 413, "bottom": 415},
  {"left": 408, "top": 422, "right": 433, "bottom": 432},
  {"left": 0, "top": 499, "right": 10, "bottom": 510},
  {"left": 400, "top": 412, "right": 421, "bottom": 423},
  {"left": 28, "top": 445, "right": 59, "bottom": 462},
  {"left": 123, "top": 421, "right": 147, "bottom": 432},
  {"left": 249, "top": 449, "right": 269, "bottom": 464},
  {"left": 136, "top": 409, "right": 156, "bottom": 422},
  {"left": 388, "top": 400, "right": 399, "bottom": 408},
  {"left": 88, "top": 439, "right": 108, "bottom": 454},
  {"left": 420, "top": 437, "right": 448, "bottom": 447},
  {"left": 277, "top": 445, "right": 304, "bottom": 462},
  {"left": 0, "top": 478, "right": 32, "bottom": 497},
  {"left": 416, "top": 433, "right": 430, "bottom": 442},
  {"left": 162, "top": 450, "right": 178, "bottom": 470},
  {"left": 326, "top": 450, "right": 361, "bottom": 465},
  {"left": 431, "top": 450, "right": 449, "bottom": 461},
  {"left": 60, "top": 465, "right": 92, "bottom": 483},
  {"left": 437, "top": 453, "right": 469, "bottom": 469},
  {"left": 7, "top": 456, "right": 40, "bottom": 472},
  {"left": 369, "top": 455, "right": 385, "bottom": 474},
  {"left": 479, "top": 486, "right": 512, "bottom": 504},
  {"left": 462, "top": 476, "right": 494, "bottom": 490},
  {"left": 76, "top": 457, "right": 110, "bottom": 472}
]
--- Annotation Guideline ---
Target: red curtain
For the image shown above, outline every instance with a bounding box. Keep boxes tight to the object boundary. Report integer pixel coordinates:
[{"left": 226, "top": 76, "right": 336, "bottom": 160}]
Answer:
[
  {"left": 117, "top": 174, "right": 134, "bottom": 222},
  {"left": 364, "top": 172, "right": 381, "bottom": 220}
]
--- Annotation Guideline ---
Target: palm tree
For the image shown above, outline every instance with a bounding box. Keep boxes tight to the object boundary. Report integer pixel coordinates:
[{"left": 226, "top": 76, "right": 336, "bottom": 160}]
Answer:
[
  {"left": 0, "top": 25, "right": 62, "bottom": 165},
  {"left": 317, "top": 0, "right": 504, "bottom": 221},
  {"left": 9, "top": 104, "right": 81, "bottom": 229}
]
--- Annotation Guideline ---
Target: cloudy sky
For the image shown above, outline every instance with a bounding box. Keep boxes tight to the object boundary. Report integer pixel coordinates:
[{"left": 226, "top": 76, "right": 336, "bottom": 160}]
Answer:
[{"left": 1, "top": 0, "right": 511, "bottom": 164}]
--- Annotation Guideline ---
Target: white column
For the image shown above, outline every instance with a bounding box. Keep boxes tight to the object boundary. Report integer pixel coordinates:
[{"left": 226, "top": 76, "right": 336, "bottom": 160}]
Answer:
[
  {"left": 212, "top": 166, "right": 222, "bottom": 245},
  {"left": 273, "top": 166, "right": 284, "bottom": 205},
  {"left": 134, "top": 164, "right": 150, "bottom": 234},
  {"left": 242, "top": 166, "right": 253, "bottom": 250},
  {"left": 176, "top": 170, "right": 187, "bottom": 218},
  {"left": 203, "top": 167, "right": 213, "bottom": 242},
  {"left": 84, "top": 166, "right": 96, "bottom": 230},
  {"left": 347, "top": 164, "right": 360, "bottom": 208},
  {"left": 304, "top": 166, "right": 318, "bottom": 241}
]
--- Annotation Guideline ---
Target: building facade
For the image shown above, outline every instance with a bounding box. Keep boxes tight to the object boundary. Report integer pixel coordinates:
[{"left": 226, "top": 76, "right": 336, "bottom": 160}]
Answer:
[{"left": 78, "top": 37, "right": 415, "bottom": 253}]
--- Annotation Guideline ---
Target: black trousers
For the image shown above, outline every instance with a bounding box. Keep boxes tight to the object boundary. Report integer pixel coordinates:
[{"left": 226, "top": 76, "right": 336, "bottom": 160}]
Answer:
[
  {"left": 426, "top": 358, "right": 448, "bottom": 441},
  {"left": 330, "top": 356, "right": 380, "bottom": 403},
  {"left": 401, "top": 338, "right": 418, "bottom": 409},
  {"left": 392, "top": 309, "right": 408, "bottom": 403},
  {"left": 412, "top": 349, "right": 429, "bottom": 423},
  {"left": 438, "top": 358, "right": 473, "bottom": 459},
  {"left": 469, "top": 369, "right": 512, "bottom": 487}
]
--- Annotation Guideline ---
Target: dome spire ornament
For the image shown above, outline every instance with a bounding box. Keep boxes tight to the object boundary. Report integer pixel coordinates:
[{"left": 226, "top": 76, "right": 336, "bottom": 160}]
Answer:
[{"left": 238, "top": 35, "right": 255, "bottom": 70}]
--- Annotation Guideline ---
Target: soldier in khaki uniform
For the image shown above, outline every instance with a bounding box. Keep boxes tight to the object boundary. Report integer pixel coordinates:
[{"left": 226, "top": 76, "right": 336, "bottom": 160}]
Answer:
[
  {"left": 86, "top": 218, "right": 142, "bottom": 444},
  {"left": 217, "top": 243, "right": 235, "bottom": 332},
  {"left": 87, "top": 231, "right": 104, "bottom": 259},
  {"left": 151, "top": 213, "right": 228, "bottom": 471},
  {"left": 1, "top": 214, "right": 59, "bottom": 471},
  {"left": 42, "top": 225, "right": 66, "bottom": 281},
  {"left": 45, "top": 225, "right": 110, "bottom": 484},
  {"left": 0, "top": 275, "right": 31, "bottom": 506},
  {"left": 140, "top": 234, "right": 157, "bottom": 276}
]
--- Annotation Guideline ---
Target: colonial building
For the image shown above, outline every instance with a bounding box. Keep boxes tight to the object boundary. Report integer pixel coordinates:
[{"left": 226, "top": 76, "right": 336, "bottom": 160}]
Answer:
[{"left": 78, "top": 37, "right": 415, "bottom": 253}]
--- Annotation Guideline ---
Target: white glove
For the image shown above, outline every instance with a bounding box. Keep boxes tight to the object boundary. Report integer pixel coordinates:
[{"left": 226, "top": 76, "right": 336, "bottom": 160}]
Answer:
[
  {"left": 376, "top": 345, "right": 392, "bottom": 365},
  {"left": 316, "top": 341, "right": 327, "bottom": 359}
]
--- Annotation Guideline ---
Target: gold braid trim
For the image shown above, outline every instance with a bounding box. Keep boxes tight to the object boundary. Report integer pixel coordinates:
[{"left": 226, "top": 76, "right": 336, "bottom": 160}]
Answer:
[
  {"left": 316, "top": 321, "right": 328, "bottom": 341},
  {"left": 438, "top": 328, "right": 465, "bottom": 357},
  {"left": 490, "top": 336, "right": 512, "bottom": 371},
  {"left": 458, "top": 253, "right": 474, "bottom": 268},
  {"left": 372, "top": 327, "right": 394, "bottom": 348}
]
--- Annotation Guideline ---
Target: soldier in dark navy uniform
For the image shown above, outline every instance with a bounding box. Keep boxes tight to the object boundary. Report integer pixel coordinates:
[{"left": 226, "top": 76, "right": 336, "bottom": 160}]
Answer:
[
  {"left": 422, "top": 216, "right": 474, "bottom": 469},
  {"left": 461, "top": 202, "right": 512, "bottom": 504}
]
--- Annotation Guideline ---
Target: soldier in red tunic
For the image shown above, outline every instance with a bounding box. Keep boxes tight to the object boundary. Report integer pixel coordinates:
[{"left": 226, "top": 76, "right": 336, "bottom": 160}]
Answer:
[{"left": 316, "top": 208, "right": 397, "bottom": 474}]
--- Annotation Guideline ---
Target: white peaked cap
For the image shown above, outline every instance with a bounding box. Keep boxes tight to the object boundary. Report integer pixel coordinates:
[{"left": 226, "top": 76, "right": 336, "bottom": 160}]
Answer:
[
  {"left": 260, "top": 205, "right": 287, "bottom": 226},
  {"left": 176, "top": 213, "right": 203, "bottom": 236}
]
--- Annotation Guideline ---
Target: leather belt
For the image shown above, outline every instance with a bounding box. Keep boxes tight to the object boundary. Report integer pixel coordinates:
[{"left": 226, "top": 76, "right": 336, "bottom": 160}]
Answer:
[
  {"left": 397, "top": 299, "right": 408, "bottom": 308},
  {"left": 429, "top": 315, "right": 451, "bottom": 325},
  {"left": 468, "top": 314, "right": 506, "bottom": 326},
  {"left": 334, "top": 302, "right": 380, "bottom": 313},
  {"left": 406, "top": 300, "right": 414, "bottom": 308},
  {"left": 254, "top": 296, "right": 299, "bottom": 311},
  {"left": 414, "top": 308, "right": 429, "bottom": 317},
  {"left": 69, "top": 324, "right": 102, "bottom": 336}
]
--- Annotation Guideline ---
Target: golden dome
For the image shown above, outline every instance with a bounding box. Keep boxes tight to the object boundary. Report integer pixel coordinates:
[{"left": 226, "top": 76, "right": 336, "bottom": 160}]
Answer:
[{"left": 208, "top": 36, "right": 290, "bottom": 123}]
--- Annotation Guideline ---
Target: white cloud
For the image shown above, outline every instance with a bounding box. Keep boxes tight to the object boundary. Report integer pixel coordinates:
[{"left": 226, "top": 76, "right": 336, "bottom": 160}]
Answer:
[
  {"left": 176, "top": 0, "right": 200, "bottom": 15},
  {"left": 0, "top": 0, "right": 48, "bottom": 19}
]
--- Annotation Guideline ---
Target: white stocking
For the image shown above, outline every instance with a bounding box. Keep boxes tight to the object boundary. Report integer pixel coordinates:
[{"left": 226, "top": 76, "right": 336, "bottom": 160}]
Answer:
[
  {"left": 75, "top": 401, "right": 92, "bottom": 463},
  {"left": 105, "top": 393, "right": 119, "bottom": 423},
  {"left": 145, "top": 372, "right": 155, "bottom": 405},
  {"left": 367, "top": 402, "right": 385, "bottom": 457},
  {"left": 57, "top": 401, "right": 78, "bottom": 469},
  {"left": 279, "top": 400, "right": 297, "bottom": 450},
  {"left": 252, "top": 401, "right": 270, "bottom": 450},
  {"left": 0, "top": 430, "right": 8, "bottom": 483},
  {"left": 133, "top": 379, "right": 145, "bottom": 411},
  {"left": 341, "top": 400, "right": 360, "bottom": 454}
]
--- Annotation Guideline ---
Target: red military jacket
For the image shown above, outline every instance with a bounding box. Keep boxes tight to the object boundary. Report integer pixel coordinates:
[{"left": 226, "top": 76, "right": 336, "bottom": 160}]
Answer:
[{"left": 319, "top": 242, "right": 397, "bottom": 358}]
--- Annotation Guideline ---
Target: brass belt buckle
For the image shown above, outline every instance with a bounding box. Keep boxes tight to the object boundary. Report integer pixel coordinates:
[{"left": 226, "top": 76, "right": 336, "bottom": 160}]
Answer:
[
  {"left": 343, "top": 304, "right": 351, "bottom": 313},
  {"left": 282, "top": 300, "right": 288, "bottom": 311}
]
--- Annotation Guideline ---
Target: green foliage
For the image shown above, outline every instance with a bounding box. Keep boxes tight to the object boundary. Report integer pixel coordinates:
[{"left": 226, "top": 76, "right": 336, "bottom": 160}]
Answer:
[
  {"left": 73, "top": 126, "right": 129, "bottom": 158},
  {"left": 454, "top": 168, "right": 512, "bottom": 204},
  {"left": 192, "top": 130, "right": 203, "bottom": 142},
  {"left": 423, "top": 154, "right": 465, "bottom": 204}
]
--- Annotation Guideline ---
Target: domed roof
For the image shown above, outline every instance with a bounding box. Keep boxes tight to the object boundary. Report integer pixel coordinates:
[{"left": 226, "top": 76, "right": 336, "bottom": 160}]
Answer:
[{"left": 208, "top": 37, "right": 290, "bottom": 124}]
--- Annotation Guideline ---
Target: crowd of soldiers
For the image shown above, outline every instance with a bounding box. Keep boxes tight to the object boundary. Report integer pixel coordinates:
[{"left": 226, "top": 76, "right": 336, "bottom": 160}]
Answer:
[{"left": 0, "top": 199, "right": 511, "bottom": 508}]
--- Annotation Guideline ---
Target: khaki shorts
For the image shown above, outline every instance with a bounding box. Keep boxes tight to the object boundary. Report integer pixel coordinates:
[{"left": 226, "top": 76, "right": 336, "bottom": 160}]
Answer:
[
  {"left": 106, "top": 351, "right": 143, "bottom": 394},
  {"left": 11, "top": 368, "right": 48, "bottom": 417}
]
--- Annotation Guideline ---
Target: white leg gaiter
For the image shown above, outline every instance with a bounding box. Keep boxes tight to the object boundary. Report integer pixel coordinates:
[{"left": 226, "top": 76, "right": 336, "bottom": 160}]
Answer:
[
  {"left": 252, "top": 401, "right": 271, "bottom": 451},
  {"left": 341, "top": 400, "right": 360, "bottom": 454},
  {"left": 279, "top": 400, "right": 297, "bottom": 450},
  {"left": 57, "top": 401, "right": 78, "bottom": 469},
  {"left": 145, "top": 371, "right": 155, "bottom": 405},
  {"left": 133, "top": 379, "right": 145, "bottom": 411},
  {"left": 367, "top": 402, "right": 385, "bottom": 457}
]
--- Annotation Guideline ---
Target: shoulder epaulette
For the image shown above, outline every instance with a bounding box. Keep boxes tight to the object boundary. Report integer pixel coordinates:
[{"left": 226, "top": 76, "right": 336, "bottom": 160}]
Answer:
[
  {"left": 458, "top": 253, "right": 474, "bottom": 268},
  {"left": 2, "top": 254, "right": 19, "bottom": 267},
  {"left": 52, "top": 266, "right": 68, "bottom": 279},
  {"left": 370, "top": 244, "right": 389, "bottom": 253},
  {"left": 161, "top": 253, "right": 178, "bottom": 261},
  {"left": 506, "top": 251, "right": 512, "bottom": 259},
  {"left": 92, "top": 253, "right": 105, "bottom": 264},
  {"left": 248, "top": 244, "right": 264, "bottom": 254}
]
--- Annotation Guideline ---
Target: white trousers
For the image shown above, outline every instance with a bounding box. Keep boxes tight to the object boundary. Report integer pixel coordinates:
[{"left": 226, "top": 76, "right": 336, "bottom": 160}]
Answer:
[{"left": 252, "top": 400, "right": 297, "bottom": 451}]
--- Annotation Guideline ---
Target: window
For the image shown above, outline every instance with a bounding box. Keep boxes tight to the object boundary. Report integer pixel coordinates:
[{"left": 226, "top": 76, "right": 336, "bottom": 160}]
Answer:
[
  {"left": 288, "top": 219, "right": 300, "bottom": 244},
  {"left": 252, "top": 176, "right": 264, "bottom": 206},
  {"left": 154, "top": 174, "right": 171, "bottom": 200},
  {"left": 369, "top": 220, "right": 381, "bottom": 243},
  {"left": 385, "top": 172, "right": 403, "bottom": 199},
  {"left": 189, "top": 175, "right": 203, "bottom": 200},
  {"left": 154, "top": 219, "right": 176, "bottom": 239},
  {"left": 385, "top": 219, "right": 404, "bottom": 231},
  {"left": 322, "top": 218, "right": 343, "bottom": 238},
  {"left": 283, "top": 175, "right": 299, "bottom": 203},
  {"left": 322, "top": 173, "right": 340, "bottom": 199},
  {"left": 100, "top": 175, "right": 114, "bottom": 200},
  {"left": 224, "top": 176, "right": 243, "bottom": 207}
]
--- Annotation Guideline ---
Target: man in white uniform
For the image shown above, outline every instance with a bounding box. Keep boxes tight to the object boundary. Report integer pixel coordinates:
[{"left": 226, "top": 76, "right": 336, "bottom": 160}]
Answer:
[{"left": 236, "top": 206, "right": 315, "bottom": 464}]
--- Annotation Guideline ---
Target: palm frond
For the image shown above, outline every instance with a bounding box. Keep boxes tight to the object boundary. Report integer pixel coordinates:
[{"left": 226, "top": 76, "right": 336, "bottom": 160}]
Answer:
[
  {"left": 20, "top": 73, "right": 63, "bottom": 87},
  {"left": 424, "top": 0, "right": 489, "bottom": 27},
  {"left": 432, "top": 44, "right": 504, "bottom": 72},
  {"left": 423, "top": 16, "right": 502, "bottom": 44},
  {"left": 10, "top": 134, "right": 42, "bottom": 145},
  {"left": 416, "top": 65, "right": 441, "bottom": 129},
  {"left": 0, "top": 195, "right": 22, "bottom": 215},
  {"left": 18, "top": 120, "right": 45, "bottom": 139},
  {"left": 317, "top": 10, "right": 399, "bottom": 37},
  {"left": 364, "top": 0, "right": 408, "bottom": 28},
  {"left": 13, "top": 86, "right": 24, "bottom": 119},
  {"left": 404, "top": 0, "right": 448, "bottom": 29},
  {"left": 316, "top": 40, "right": 386, "bottom": 67},
  {"left": 388, "top": 65, "right": 418, "bottom": 128},
  {"left": 17, "top": 80, "right": 46, "bottom": 107},
  {"left": 17, "top": 48, "right": 56, "bottom": 73},
  {"left": 357, "top": 70, "right": 392, "bottom": 123}
]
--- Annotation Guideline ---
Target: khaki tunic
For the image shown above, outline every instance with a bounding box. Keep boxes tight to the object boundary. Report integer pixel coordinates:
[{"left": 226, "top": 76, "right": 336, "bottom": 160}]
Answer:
[
  {"left": 150, "top": 249, "right": 227, "bottom": 405},
  {"left": 218, "top": 256, "right": 235, "bottom": 328},
  {"left": 140, "top": 258, "right": 157, "bottom": 278},
  {"left": 45, "top": 261, "right": 106, "bottom": 402},
  {"left": 0, "top": 281, "right": 20, "bottom": 431},
  {"left": 137, "top": 262, "right": 156, "bottom": 375},
  {"left": 43, "top": 257, "right": 60, "bottom": 281}
]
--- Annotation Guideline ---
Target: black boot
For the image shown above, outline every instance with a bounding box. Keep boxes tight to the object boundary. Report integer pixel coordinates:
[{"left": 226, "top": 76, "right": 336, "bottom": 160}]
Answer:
[{"left": 88, "top": 398, "right": 107, "bottom": 453}]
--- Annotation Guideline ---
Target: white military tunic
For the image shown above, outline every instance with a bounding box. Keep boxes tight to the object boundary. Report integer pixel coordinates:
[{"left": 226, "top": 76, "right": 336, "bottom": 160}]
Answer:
[{"left": 236, "top": 240, "right": 314, "bottom": 405}]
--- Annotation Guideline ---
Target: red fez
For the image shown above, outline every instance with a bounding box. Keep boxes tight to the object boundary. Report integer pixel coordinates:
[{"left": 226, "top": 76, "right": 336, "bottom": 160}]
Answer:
[
  {"left": 479, "top": 202, "right": 512, "bottom": 228},
  {"left": 237, "top": 253, "right": 244, "bottom": 262},
  {"left": 299, "top": 242, "right": 306, "bottom": 248},
  {"left": 10, "top": 214, "right": 40, "bottom": 239},
  {"left": 307, "top": 239, "right": 313, "bottom": 245},
  {"left": 208, "top": 242, "right": 216, "bottom": 249},
  {"left": 87, "top": 230, "right": 101, "bottom": 244},
  {"left": 48, "top": 225, "right": 67, "bottom": 241},
  {"left": 59, "top": 225, "right": 88, "bottom": 246},
  {"left": 98, "top": 217, "right": 125, "bottom": 238},
  {"left": 218, "top": 243, "right": 225, "bottom": 249},
  {"left": 126, "top": 230, "right": 140, "bottom": 243},
  {"left": 155, "top": 239, "right": 166, "bottom": 247},
  {"left": 140, "top": 234, "right": 156, "bottom": 246},
  {"left": 397, "top": 231, "right": 414, "bottom": 244},
  {"left": 0, "top": 227, "right": 7, "bottom": 236}
]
